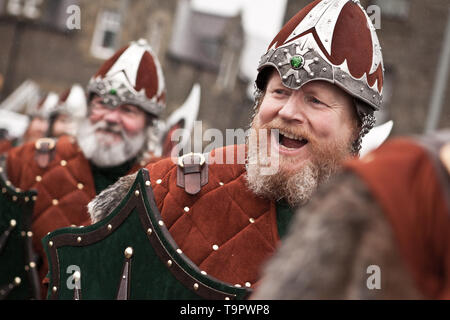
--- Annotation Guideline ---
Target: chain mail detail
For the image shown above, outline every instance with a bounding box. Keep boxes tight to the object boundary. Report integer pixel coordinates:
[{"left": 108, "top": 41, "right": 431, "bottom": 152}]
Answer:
[{"left": 352, "top": 112, "right": 376, "bottom": 155}]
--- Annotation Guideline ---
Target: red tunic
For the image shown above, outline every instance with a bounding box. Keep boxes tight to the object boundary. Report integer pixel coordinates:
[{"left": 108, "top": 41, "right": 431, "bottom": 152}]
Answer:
[
  {"left": 6, "top": 135, "right": 150, "bottom": 297},
  {"left": 344, "top": 138, "right": 450, "bottom": 299},
  {"left": 144, "top": 145, "right": 280, "bottom": 288}
]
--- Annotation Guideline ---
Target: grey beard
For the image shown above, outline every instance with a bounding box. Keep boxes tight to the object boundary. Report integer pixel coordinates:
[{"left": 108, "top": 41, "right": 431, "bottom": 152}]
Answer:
[
  {"left": 246, "top": 147, "right": 321, "bottom": 208},
  {"left": 245, "top": 128, "right": 337, "bottom": 208},
  {"left": 76, "top": 118, "right": 146, "bottom": 168}
]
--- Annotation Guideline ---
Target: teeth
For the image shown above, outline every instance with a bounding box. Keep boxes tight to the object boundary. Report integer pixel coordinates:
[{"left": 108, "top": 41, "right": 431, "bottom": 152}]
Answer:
[{"left": 279, "top": 130, "right": 304, "bottom": 141}]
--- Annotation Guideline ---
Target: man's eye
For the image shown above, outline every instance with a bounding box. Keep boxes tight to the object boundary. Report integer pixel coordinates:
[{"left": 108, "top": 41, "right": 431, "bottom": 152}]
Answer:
[
  {"left": 307, "top": 96, "right": 324, "bottom": 105},
  {"left": 273, "top": 88, "right": 290, "bottom": 96}
]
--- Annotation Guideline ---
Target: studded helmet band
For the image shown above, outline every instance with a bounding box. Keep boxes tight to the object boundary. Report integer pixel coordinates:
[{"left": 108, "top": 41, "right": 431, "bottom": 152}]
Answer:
[{"left": 86, "top": 76, "right": 164, "bottom": 117}]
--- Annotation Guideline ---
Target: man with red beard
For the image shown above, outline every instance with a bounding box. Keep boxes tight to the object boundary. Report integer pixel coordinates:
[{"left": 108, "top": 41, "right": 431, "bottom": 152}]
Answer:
[
  {"left": 83, "top": 0, "right": 385, "bottom": 296},
  {"left": 1, "top": 39, "right": 166, "bottom": 298}
]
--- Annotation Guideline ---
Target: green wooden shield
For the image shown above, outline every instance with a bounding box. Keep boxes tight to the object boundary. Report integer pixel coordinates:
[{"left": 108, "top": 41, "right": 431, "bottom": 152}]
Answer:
[
  {"left": 43, "top": 168, "right": 252, "bottom": 300},
  {"left": 0, "top": 156, "right": 40, "bottom": 300}
]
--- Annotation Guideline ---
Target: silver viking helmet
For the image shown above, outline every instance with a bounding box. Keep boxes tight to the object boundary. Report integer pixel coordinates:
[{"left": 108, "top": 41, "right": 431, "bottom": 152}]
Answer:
[
  {"left": 87, "top": 39, "right": 166, "bottom": 118},
  {"left": 255, "top": 0, "right": 384, "bottom": 154}
]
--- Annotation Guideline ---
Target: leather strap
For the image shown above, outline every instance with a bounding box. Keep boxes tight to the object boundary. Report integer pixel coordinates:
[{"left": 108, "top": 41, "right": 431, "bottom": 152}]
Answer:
[
  {"left": 34, "top": 138, "right": 56, "bottom": 169},
  {"left": 177, "top": 153, "right": 208, "bottom": 195}
]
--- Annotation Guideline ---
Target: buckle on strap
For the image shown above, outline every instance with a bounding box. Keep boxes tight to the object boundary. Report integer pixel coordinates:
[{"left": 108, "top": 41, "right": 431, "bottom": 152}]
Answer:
[
  {"left": 34, "top": 138, "right": 56, "bottom": 169},
  {"left": 176, "top": 153, "right": 208, "bottom": 196}
]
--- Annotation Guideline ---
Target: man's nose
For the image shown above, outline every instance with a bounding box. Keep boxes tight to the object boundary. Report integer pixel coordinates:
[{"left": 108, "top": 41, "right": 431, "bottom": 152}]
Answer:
[
  {"left": 102, "top": 108, "right": 121, "bottom": 123},
  {"left": 277, "top": 93, "right": 305, "bottom": 124}
]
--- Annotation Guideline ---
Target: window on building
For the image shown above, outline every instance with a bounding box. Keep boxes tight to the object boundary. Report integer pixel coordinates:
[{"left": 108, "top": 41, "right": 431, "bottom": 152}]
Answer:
[
  {"left": 90, "top": 9, "right": 121, "bottom": 60},
  {"left": 370, "top": 0, "right": 410, "bottom": 20},
  {"left": 169, "top": 0, "right": 228, "bottom": 70}
]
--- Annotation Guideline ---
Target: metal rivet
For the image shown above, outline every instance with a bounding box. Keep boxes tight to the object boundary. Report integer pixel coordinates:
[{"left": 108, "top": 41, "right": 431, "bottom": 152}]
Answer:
[
  {"left": 124, "top": 247, "right": 133, "bottom": 259},
  {"left": 322, "top": 67, "right": 327, "bottom": 72},
  {"left": 10, "top": 219, "right": 16, "bottom": 227},
  {"left": 245, "top": 282, "right": 251, "bottom": 288},
  {"left": 225, "top": 297, "right": 230, "bottom": 300},
  {"left": 167, "top": 260, "right": 172, "bottom": 267},
  {"left": 77, "top": 183, "right": 84, "bottom": 190},
  {"left": 77, "top": 236, "right": 82, "bottom": 243},
  {"left": 134, "top": 190, "right": 140, "bottom": 196},
  {"left": 32, "top": 196, "right": 37, "bottom": 201},
  {"left": 234, "top": 284, "right": 242, "bottom": 288},
  {"left": 49, "top": 240, "right": 54, "bottom": 247},
  {"left": 184, "top": 206, "right": 189, "bottom": 212},
  {"left": 309, "top": 72, "right": 315, "bottom": 77},
  {"left": 27, "top": 231, "right": 33, "bottom": 238},
  {"left": 278, "top": 62, "right": 283, "bottom": 67},
  {"left": 14, "top": 277, "right": 21, "bottom": 285},
  {"left": 212, "top": 244, "right": 219, "bottom": 251},
  {"left": 6, "top": 180, "right": 11, "bottom": 186},
  {"left": 24, "top": 196, "right": 29, "bottom": 202},
  {"left": 249, "top": 218, "right": 255, "bottom": 224},
  {"left": 219, "top": 182, "right": 224, "bottom": 186},
  {"left": 107, "top": 224, "right": 112, "bottom": 231},
  {"left": 60, "top": 160, "right": 67, "bottom": 166},
  {"left": 156, "top": 179, "right": 162, "bottom": 184},
  {"left": 52, "top": 286, "right": 57, "bottom": 293},
  {"left": 145, "top": 180, "right": 151, "bottom": 187},
  {"left": 29, "top": 262, "right": 36, "bottom": 268},
  {"left": 15, "top": 187, "right": 21, "bottom": 192},
  {"left": 12, "top": 196, "right": 17, "bottom": 202},
  {"left": 201, "top": 271, "right": 207, "bottom": 275},
  {"left": 176, "top": 249, "right": 182, "bottom": 254},
  {"left": 52, "top": 199, "right": 58, "bottom": 206},
  {"left": 158, "top": 220, "right": 164, "bottom": 226},
  {"left": 193, "top": 283, "right": 199, "bottom": 290},
  {"left": 36, "top": 176, "right": 42, "bottom": 182},
  {"left": 147, "top": 228, "right": 152, "bottom": 235}
]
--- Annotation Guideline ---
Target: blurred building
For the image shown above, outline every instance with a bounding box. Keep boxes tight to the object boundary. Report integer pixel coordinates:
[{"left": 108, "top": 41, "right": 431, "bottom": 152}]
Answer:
[{"left": 0, "top": 0, "right": 449, "bottom": 138}]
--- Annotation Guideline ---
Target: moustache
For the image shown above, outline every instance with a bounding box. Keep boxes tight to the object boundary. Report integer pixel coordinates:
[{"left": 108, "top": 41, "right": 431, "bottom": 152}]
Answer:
[
  {"left": 92, "top": 121, "right": 127, "bottom": 139},
  {"left": 254, "top": 118, "right": 317, "bottom": 147}
]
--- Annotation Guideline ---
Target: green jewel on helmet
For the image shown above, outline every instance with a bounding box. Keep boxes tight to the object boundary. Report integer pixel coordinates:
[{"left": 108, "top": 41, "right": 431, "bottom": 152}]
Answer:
[{"left": 290, "top": 56, "right": 304, "bottom": 69}]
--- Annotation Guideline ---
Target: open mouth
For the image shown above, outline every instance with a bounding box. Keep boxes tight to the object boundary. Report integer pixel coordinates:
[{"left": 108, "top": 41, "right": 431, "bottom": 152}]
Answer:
[
  {"left": 278, "top": 130, "right": 308, "bottom": 150},
  {"left": 97, "top": 128, "right": 122, "bottom": 137}
]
